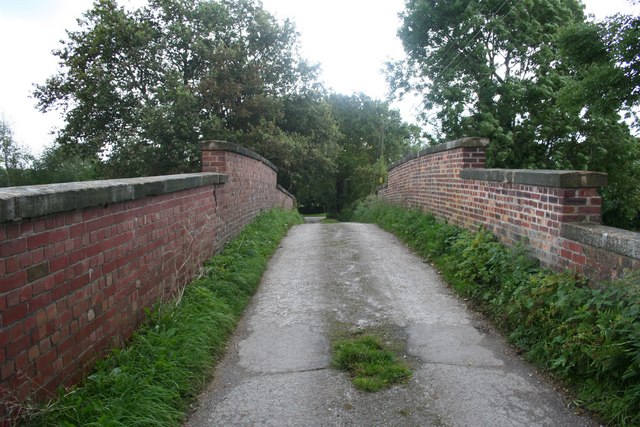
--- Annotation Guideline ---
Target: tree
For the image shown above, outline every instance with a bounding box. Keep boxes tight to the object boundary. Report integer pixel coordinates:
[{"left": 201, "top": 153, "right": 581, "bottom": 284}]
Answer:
[
  {"left": 275, "top": 93, "right": 340, "bottom": 213},
  {"left": 0, "top": 115, "right": 33, "bottom": 187},
  {"left": 599, "top": 12, "right": 640, "bottom": 127},
  {"left": 34, "top": 0, "right": 365, "bottom": 213},
  {"left": 556, "top": 21, "right": 640, "bottom": 228},
  {"left": 389, "top": 0, "right": 640, "bottom": 229},
  {"left": 329, "top": 93, "right": 420, "bottom": 213},
  {"left": 34, "top": 0, "right": 319, "bottom": 178},
  {"left": 28, "top": 145, "right": 100, "bottom": 185},
  {"left": 389, "top": 0, "right": 585, "bottom": 165}
]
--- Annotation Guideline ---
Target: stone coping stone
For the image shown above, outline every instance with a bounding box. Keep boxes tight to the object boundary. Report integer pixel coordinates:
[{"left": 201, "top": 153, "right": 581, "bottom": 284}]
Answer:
[
  {"left": 460, "top": 168, "right": 608, "bottom": 188},
  {"left": 561, "top": 223, "right": 640, "bottom": 260},
  {"left": 200, "top": 140, "right": 278, "bottom": 172},
  {"left": 276, "top": 184, "right": 295, "bottom": 200},
  {"left": 389, "top": 137, "right": 489, "bottom": 171},
  {"left": 0, "top": 173, "right": 227, "bottom": 223}
]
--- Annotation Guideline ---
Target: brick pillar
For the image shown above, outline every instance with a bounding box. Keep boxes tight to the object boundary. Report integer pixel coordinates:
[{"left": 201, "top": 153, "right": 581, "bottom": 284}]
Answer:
[{"left": 201, "top": 140, "right": 229, "bottom": 174}]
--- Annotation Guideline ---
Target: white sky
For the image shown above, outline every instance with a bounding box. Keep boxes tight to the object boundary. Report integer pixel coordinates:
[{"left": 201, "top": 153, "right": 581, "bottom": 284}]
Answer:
[{"left": 0, "top": 0, "right": 639, "bottom": 156}]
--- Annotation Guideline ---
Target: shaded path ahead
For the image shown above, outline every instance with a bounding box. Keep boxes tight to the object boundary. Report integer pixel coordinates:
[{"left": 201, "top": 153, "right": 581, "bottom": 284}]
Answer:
[{"left": 186, "top": 222, "right": 596, "bottom": 426}]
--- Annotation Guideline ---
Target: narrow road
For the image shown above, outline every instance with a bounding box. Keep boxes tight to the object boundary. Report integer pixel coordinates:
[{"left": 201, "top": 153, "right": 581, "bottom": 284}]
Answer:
[{"left": 186, "top": 222, "right": 597, "bottom": 426}]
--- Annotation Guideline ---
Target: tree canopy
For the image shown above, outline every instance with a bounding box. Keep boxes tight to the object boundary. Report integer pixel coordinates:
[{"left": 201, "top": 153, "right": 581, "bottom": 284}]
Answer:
[
  {"left": 35, "top": 0, "right": 318, "bottom": 177},
  {"left": 31, "top": 0, "right": 419, "bottom": 214},
  {"left": 0, "top": 115, "right": 33, "bottom": 187},
  {"left": 0, "top": 115, "right": 98, "bottom": 186},
  {"left": 329, "top": 93, "right": 420, "bottom": 213}
]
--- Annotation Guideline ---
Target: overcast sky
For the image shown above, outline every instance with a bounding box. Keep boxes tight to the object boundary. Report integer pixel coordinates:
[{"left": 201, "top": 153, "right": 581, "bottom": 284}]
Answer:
[{"left": 1, "top": 0, "right": 639, "bottom": 156}]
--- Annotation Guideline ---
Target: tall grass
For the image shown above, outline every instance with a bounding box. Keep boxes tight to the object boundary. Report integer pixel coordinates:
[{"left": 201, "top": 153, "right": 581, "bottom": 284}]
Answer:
[
  {"left": 22, "top": 209, "right": 302, "bottom": 426},
  {"left": 351, "top": 196, "right": 640, "bottom": 426}
]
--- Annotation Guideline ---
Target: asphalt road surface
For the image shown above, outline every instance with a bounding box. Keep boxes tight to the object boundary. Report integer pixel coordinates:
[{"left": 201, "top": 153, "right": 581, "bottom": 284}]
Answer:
[{"left": 186, "top": 222, "right": 598, "bottom": 427}]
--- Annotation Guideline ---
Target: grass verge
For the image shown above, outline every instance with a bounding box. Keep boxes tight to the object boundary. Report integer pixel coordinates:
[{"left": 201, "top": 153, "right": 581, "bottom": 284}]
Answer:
[
  {"left": 22, "top": 208, "right": 302, "bottom": 426},
  {"left": 350, "top": 196, "right": 640, "bottom": 426},
  {"left": 333, "top": 335, "right": 411, "bottom": 392}
]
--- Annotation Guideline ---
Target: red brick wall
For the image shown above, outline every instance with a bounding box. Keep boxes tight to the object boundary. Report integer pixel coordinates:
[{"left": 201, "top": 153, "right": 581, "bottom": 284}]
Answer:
[
  {"left": 201, "top": 141, "right": 294, "bottom": 245},
  {"left": 379, "top": 137, "right": 638, "bottom": 282},
  {"left": 0, "top": 142, "right": 294, "bottom": 418},
  {"left": 379, "top": 139, "right": 487, "bottom": 219},
  {"left": 558, "top": 224, "right": 640, "bottom": 281}
]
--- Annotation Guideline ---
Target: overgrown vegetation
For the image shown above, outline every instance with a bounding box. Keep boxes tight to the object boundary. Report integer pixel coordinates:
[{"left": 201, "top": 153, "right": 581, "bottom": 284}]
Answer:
[
  {"left": 351, "top": 196, "right": 640, "bottom": 426},
  {"left": 20, "top": 209, "right": 302, "bottom": 426},
  {"left": 333, "top": 335, "right": 412, "bottom": 392}
]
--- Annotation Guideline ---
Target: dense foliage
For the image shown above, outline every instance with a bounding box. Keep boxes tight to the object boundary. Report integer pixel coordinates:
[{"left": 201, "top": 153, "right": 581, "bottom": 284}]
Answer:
[
  {"left": 18, "top": 209, "right": 302, "bottom": 426},
  {"left": 328, "top": 93, "right": 420, "bottom": 213},
  {"left": 388, "top": 0, "right": 640, "bottom": 229},
  {"left": 0, "top": 115, "right": 34, "bottom": 187},
  {"left": 351, "top": 197, "right": 640, "bottom": 426},
  {"left": 34, "top": 0, "right": 318, "bottom": 177},
  {"left": 27, "top": 0, "right": 418, "bottom": 215}
]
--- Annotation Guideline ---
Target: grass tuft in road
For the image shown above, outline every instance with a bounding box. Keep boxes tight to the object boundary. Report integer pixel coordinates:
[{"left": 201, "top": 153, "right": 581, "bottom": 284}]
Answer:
[
  {"left": 21, "top": 209, "right": 302, "bottom": 426},
  {"left": 333, "top": 335, "right": 412, "bottom": 392}
]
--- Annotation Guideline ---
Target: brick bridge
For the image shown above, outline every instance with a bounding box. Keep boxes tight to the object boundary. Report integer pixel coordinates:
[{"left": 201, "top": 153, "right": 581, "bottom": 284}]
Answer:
[{"left": 1, "top": 138, "right": 638, "bottom": 417}]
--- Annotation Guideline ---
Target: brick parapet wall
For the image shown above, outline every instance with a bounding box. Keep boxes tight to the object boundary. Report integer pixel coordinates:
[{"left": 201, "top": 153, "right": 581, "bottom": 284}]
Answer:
[
  {"left": 559, "top": 223, "right": 640, "bottom": 280},
  {"left": 380, "top": 138, "right": 488, "bottom": 216},
  {"left": 0, "top": 143, "right": 294, "bottom": 418},
  {"left": 200, "top": 140, "right": 294, "bottom": 244},
  {"left": 379, "top": 137, "right": 639, "bottom": 281}
]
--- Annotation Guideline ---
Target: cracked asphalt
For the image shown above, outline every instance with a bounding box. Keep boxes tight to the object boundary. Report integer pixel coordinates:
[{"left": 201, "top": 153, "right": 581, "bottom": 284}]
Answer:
[{"left": 185, "top": 221, "right": 599, "bottom": 426}]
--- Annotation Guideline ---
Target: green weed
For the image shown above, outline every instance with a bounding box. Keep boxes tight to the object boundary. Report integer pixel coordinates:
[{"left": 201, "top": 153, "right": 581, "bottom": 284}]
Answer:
[
  {"left": 351, "top": 196, "right": 640, "bottom": 426},
  {"left": 333, "top": 335, "right": 412, "bottom": 392},
  {"left": 22, "top": 209, "right": 302, "bottom": 426}
]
